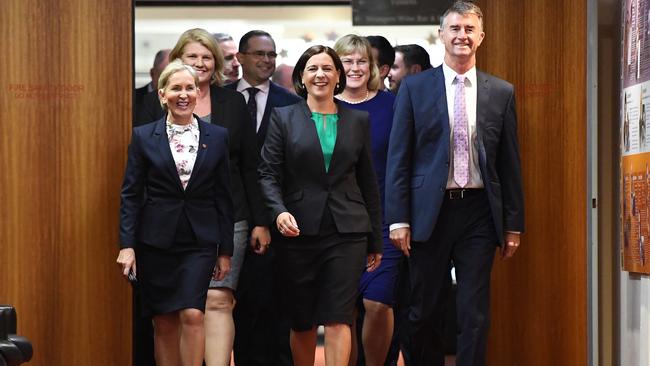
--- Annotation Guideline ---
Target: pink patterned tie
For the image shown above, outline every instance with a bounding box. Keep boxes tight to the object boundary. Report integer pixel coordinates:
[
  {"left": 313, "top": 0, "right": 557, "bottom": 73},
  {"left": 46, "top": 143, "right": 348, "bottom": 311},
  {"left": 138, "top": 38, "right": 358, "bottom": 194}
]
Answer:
[{"left": 453, "top": 75, "right": 469, "bottom": 187}]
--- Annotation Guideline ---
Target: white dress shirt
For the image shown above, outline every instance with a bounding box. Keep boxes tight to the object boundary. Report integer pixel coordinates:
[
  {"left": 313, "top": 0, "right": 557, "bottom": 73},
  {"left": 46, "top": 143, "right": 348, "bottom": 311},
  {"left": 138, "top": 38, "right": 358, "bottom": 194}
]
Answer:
[{"left": 237, "top": 79, "right": 270, "bottom": 132}]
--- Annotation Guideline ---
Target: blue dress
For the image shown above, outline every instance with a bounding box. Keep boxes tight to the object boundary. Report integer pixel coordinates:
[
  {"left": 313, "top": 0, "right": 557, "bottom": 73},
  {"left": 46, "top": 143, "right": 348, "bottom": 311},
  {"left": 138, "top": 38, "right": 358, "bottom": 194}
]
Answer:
[{"left": 339, "top": 90, "right": 402, "bottom": 305}]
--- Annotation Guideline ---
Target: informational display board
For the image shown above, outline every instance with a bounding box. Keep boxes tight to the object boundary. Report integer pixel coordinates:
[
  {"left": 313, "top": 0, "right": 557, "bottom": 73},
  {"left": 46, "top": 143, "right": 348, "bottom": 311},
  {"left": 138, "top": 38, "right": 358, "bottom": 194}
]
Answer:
[
  {"left": 352, "top": 0, "right": 453, "bottom": 25},
  {"left": 622, "top": 0, "right": 650, "bottom": 273}
]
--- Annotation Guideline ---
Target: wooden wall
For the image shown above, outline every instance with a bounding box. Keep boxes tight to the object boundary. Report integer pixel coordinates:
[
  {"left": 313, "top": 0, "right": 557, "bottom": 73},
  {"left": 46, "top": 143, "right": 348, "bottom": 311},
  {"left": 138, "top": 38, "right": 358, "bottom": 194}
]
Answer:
[
  {"left": 476, "top": 0, "right": 589, "bottom": 365},
  {"left": 0, "top": 0, "right": 132, "bottom": 365}
]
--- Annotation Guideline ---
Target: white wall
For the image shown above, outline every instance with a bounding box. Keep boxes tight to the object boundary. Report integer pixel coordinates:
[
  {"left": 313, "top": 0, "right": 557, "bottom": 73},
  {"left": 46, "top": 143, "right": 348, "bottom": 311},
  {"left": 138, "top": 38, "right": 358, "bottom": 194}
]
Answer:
[
  {"left": 620, "top": 273, "right": 650, "bottom": 365},
  {"left": 134, "top": 5, "right": 445, "bottom": 87}
]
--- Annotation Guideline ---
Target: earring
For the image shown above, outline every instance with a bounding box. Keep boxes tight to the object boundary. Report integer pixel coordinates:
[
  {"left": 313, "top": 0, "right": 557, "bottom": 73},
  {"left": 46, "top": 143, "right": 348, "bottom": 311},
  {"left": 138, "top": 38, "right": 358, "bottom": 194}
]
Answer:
[{"left": 336, "top": 83, "right": 340, "bottom": 90}]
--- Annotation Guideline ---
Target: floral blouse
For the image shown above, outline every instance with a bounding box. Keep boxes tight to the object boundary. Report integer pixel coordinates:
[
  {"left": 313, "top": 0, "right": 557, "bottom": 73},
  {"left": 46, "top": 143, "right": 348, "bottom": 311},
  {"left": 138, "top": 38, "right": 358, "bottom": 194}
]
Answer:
[{"left": 166, "top": 118, "right": 199, "bottom": 190}]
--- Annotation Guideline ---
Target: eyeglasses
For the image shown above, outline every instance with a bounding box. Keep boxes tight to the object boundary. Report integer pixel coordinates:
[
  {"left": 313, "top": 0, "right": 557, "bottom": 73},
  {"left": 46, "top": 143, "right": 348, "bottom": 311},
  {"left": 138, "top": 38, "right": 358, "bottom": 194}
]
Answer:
[{"left": 241, "top": 51, "right": 278, "bottom": 59}]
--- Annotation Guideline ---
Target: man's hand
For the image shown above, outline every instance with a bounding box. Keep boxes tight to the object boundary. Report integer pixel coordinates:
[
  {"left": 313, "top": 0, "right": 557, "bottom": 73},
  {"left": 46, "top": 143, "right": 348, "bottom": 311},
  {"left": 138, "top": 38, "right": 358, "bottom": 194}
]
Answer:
[
  {"left": 250, "top": 226, "right": 271, "bottom": 255},
  {"left": 390, "top": 227, "right": 411, "bottom": 257},
  {"left": 500, "top": 232, "right": 520, "bottom": 260}
]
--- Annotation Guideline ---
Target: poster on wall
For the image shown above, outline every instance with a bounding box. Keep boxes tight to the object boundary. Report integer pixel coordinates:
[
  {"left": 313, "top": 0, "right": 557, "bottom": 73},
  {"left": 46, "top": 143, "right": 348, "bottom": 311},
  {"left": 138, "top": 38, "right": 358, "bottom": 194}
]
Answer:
[{"left": 622, "top": 0, "right": 650, "bottom": 273}]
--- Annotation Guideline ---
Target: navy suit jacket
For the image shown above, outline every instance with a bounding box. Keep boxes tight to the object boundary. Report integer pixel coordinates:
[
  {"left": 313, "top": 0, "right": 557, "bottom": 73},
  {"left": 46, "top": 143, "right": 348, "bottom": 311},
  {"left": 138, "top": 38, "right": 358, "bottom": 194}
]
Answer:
[
  {"left": 226, "top": 80, "right": 302, "bottom": 149},
  {"left": 385, "top": 66, "right": 524, "bottom": 244},
  {"left": 259, "top": 101, "right": 383, "bottom": 253},
  {"left": 134, "top": 85, "right": 267, "bottom": 226},
  {"left": 119, "top": 117, "right": 234, "bottom": 256}
]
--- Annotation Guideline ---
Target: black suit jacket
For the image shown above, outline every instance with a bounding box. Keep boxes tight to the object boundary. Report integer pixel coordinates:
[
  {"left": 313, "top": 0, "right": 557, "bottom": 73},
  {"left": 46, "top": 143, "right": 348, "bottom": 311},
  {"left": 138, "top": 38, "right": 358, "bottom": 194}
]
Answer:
[
  {"left": 225, "top": 80, "right": 302, "bottom": 149},
  {"left": 119, "top": 117, "right": 234, "bottom": 255},
  {"left": 259, "top": 101, "right": 383, "bottom": 253},
  {"left": 385, "top": 66, "right": 524, "bottom": 244},
  {"left": 135, "top": 85, "right": 267, "bottom": 226},
  {"left": 133, "top": 83, "right": 150, "bottom": 119}
]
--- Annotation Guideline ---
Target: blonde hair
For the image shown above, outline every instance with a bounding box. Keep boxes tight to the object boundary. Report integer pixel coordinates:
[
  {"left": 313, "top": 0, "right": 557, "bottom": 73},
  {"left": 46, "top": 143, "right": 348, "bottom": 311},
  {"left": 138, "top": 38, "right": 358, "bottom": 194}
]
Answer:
[
  {"left": 157, "top": 59, "right": 199, "bottom": 111},
  {"left": 169, "top": 28, "right": 225, "bottom": 86},
  {"left": 333, "top": 34, "right": 381, "bottom": 92}
]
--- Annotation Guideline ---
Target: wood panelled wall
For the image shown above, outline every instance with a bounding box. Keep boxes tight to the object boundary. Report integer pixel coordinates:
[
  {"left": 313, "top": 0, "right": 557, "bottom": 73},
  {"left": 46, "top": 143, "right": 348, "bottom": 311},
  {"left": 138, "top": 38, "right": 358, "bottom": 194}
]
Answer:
[
  {"left": 0, "top": 1, "right": 132, "bottom": 365},
  {"left": 476, "top": 0, "right": 588, "bottom": 365}
]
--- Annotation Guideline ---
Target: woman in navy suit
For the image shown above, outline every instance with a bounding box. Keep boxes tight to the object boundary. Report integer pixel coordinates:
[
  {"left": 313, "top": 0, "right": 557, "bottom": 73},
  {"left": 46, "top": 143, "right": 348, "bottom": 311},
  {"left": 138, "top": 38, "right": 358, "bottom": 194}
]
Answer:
[
  {"left": 258, "top": 45, "right": 382, "bottom": 366},
  {"left": 117, "top": 60, "right": 233, "bottom": 366},
  {"left": 136, "top": 28, "right": 269, "bottom": 366}
]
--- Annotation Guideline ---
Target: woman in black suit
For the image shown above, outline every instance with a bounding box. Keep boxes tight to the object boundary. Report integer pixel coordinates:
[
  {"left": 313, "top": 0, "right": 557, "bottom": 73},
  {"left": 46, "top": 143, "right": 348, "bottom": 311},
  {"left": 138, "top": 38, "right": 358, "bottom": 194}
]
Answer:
[
  {"left": 117, "top": 59, "right": 233, "bottom": 366},
  {"left": 258, "top": 45, "right": 383, "bottom": 366},
  {"left": 137, "top": 28, "right": 269, "bottom": 366}
]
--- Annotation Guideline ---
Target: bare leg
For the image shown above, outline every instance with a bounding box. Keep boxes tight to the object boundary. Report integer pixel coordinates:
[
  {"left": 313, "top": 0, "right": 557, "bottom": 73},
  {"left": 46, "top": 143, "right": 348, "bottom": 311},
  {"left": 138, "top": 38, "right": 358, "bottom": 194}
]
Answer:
[
  {"left": 290, "top": 327, "right": 318, "bottom": 366},
  {"left": 324, "top": 323, "right": 351, "bottom": 366},
  {"left": 204, "top": 288, "right": 235, "bottom": 366},
  {"left": 153, "top": 313, "right": 182, "bottom": 366},
  {"left": 348, "top": 314, "right": 358, "bottom": 366},
  {"left": 179, "top": 308, "right": 206, "bottom": 366},
  {"left": 361, "top": 299, "right": 393, "bottom": 366}
]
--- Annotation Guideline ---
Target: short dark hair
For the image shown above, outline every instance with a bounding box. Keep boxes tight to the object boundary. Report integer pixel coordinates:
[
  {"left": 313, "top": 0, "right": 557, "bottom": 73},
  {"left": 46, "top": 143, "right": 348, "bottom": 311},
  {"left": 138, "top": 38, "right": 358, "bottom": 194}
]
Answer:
[
  {"left": 394, "top": 44, "right": 432, "bottom": 70},
  {"left": 292, "top": 45, "right": 346, "bottom": 99},
  {"left": 239, "top": 30, "right": 275, "bottom": 52},
  {"left": 366, "top": 35, "right": 395, "bottom": 68}
]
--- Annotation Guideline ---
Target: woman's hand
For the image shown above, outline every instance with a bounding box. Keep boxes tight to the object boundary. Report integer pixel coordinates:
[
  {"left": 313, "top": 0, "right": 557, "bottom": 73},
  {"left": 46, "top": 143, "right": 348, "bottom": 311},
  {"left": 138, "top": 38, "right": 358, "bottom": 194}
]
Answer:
[
  {"left": 116, "top": 248, "right": 136, "bottom": 279},
  {"left": 213, "top": 255, "right": 231, "bottom": 281},
  {"left": 366, "top": 253, "right": 382, "bottom": 272},
  {"left": 250, "top": 226, "right": 272, "bottom": 255},
  {"left": 276, "top": 212, "right": 300, "bottom": 237}
]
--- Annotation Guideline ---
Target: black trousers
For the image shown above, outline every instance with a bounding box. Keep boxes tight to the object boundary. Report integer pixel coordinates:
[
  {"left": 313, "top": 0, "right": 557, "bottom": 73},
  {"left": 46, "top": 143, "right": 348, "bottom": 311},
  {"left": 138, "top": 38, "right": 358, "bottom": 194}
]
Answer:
[
  {"left": 233, "top": 245, "right": 293, "bottom": 366},
  {"left": 408, "top": 190, "right": 497, "bottom": 366}
]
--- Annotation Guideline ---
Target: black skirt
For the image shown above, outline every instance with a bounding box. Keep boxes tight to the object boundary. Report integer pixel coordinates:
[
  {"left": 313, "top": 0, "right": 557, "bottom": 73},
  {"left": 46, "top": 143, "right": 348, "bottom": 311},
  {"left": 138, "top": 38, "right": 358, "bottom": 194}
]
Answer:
[
  {"left": 135, "top": 241, "right": 217, "bottom": 317},
  {"left": 277, "top": 206, "right": 367, "bottom": 331}
]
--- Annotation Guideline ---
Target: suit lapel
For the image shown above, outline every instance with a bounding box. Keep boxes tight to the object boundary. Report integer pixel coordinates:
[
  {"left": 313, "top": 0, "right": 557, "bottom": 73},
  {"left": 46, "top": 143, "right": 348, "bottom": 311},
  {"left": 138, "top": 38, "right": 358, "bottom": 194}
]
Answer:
[
  {"left": 328, "top": 102, "right": 349, "bottom": 175},
  {"left": 297, "top": 102, "right": 328, "bottom": 177},
  {"left": 210, "top": 85, "right": 228, "bottom": 126},
  {"left": 154, "top": 119, "right": 184, "bottom": 191},
  {"left": 476, "top": 70, "right": 490, "bottom": 170},
  {"left": 258, "top": 87, "right": 274, "bottom": 141},
  {"left": 432, "top": 67, "right": 451, "bottom": 142}
]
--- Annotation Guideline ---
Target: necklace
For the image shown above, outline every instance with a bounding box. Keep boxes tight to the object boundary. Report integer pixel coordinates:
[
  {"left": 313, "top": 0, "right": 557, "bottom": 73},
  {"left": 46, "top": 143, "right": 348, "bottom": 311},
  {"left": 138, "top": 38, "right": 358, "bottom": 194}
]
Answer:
[{"left": 338, "top": 89, "right": 369, "bottom": 104}]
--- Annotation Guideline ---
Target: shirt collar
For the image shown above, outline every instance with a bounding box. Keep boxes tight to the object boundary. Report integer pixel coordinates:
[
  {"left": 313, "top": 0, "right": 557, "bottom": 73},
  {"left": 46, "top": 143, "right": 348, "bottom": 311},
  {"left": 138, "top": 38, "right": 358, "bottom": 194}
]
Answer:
[
  {"left": 166, "top": 116, "right": 199, "bottom": 131},
  {"left": 442, "top": 61, "right": 477, "bottom": 88},
  {"left": 237, "top": 78, "right": 270, "bottom": 94}
]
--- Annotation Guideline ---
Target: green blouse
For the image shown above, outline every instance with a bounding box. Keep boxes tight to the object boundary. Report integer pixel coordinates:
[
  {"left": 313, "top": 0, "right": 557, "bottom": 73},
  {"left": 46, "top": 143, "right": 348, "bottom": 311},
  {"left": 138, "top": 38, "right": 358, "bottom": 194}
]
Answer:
[{"left": 311, "top": 112, "right": 339, "bottom": 172}]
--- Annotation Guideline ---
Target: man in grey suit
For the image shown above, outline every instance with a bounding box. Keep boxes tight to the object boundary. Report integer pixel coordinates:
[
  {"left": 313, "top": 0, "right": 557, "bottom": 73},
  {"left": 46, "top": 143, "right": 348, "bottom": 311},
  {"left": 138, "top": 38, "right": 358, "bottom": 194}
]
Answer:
[
  {"left": 226, "top": 29, "right": 300, "bottom": 366},
  {"left": 385, "top": 2, "right": 524, "bottom": 365}
]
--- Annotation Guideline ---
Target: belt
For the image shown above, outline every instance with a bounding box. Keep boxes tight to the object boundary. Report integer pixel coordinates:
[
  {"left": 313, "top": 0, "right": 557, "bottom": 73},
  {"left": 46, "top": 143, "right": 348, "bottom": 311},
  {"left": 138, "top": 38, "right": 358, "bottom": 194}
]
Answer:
[{"left": 446, "top": 188, "right": 483, "bottom": 200}]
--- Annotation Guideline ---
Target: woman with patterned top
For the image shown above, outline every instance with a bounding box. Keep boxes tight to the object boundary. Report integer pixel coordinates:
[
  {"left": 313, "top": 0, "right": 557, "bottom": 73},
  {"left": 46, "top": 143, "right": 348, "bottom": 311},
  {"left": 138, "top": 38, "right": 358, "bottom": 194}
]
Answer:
[
  {"left": 117, "top": 59, "right": 233, "bottom": 366},
  {"left": 136, "top": 28, "right": 269, "bottom": 366}
]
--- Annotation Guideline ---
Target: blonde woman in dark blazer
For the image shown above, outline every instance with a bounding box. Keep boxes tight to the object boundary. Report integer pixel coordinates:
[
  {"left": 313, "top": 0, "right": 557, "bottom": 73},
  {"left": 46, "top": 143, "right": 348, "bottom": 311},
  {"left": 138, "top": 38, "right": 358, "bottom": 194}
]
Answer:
[
  {"left": 117, "top": 60, "right": 233, "bottom": 366},
  {"left": 136, "top": 28, "right": 269, "bottom": 366},
  {"left": 258, "top": 45, "right": 382, "bottom": 366}
]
